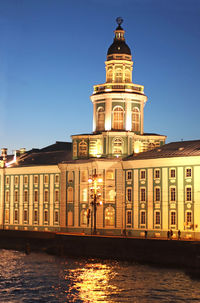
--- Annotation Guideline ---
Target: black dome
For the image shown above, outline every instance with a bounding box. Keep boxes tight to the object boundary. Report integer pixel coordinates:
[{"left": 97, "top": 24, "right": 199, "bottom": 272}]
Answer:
[{"left": 107, "top": 40, "right": 131, "bottom": 56}]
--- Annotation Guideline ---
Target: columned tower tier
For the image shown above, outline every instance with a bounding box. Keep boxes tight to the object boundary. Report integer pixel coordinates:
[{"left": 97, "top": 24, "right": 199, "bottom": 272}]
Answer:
[{"left": 72, "top": 18, "right": 166, "bottom": 160}]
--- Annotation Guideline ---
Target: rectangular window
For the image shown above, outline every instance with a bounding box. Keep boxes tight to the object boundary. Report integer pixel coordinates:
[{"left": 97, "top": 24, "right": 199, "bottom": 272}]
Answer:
[
  {"left": 171, "top": 211, "right": 176, "bottom": 225},
  {"left": 24, "top": 210, "right": 28, "bottom": 222},
  {"left": 140, "top": 188, "right": 146, "bottom": 202},
  {"left": 170, "top": 169, "right": 176, "bottom": 178},
  {"left": 34, "top": 210, "right": 38, "bottom": 222},
  {"left": 34, "top": 190, "right": 38, "bottom": 202},
  {"left": 186, "top": 187, "right": 192, "bottom": 201},
  {"left": 44, "top": 190, "right": 49, "bottom": 202},
  {"left": 186, "top": 168, "right": 192, "bottom": 178},
  {"left": 55, "top": 174, "right": 59, "bottom": 183},
  {"left": 5, "top": 191, "right": 9, "bottom": 203},
  {"left": 24, "top": 190, "right": 28, "bottom": 202},
  {"left": 170, "top": 188, "right": 176, "bottom": 202},
  {"left": 140, "top": 170, "right": 146, "bottom": 179},
  {"left": 127, "top": 211, "right": 132, "bottom": 225},
  {"left": 14, "top": 176, "right": 19, "bottom": 185},
  {"left": 55, "top": 211, "right": 59, "bottom": 223},
  {"left": 14, "top": 190, "right": 18, "bottom": 202},
  {"left": 6, "top": 176, "right": 9, "bottom": 185},
  {"left": 140, "top": 211, "right": 146, "bottom": 225},
  {"left": 155, "top": 211, "right": 160, "bottom": 225},
  {"left": 186, "top": 212, "right": 192, "bottom": 224},
  {"left": 34, "top": 175, "right": 38, "bottom": 184},
  {"left": 155, "top": 187, "right": 160, "bottom": 202},
  {"left": 155, "top": 169, "right": 160, "bottom": 179},
  {"left": 127, "top": 171, "right": 132, "bottom": 180},
  {"left": 44, "top": 210, "right": 48, "bottom": 222},
  {"left": 127, "top": 188, "right": 132, "bottom": 202},
  {"left": 14, "top": 209, "right": 18, "bottom": 221},
  {"left": 55, "top": 190, "right": 59, "bottom": 202},
  {"left": 44, "top": 175, "right": 48, "bottom": 184},
  {"left": 5, "top": 209, "right": 9, "bottom": 222},
  {"left": 24, "top": 175, "right": 28, "bottom": 184}
]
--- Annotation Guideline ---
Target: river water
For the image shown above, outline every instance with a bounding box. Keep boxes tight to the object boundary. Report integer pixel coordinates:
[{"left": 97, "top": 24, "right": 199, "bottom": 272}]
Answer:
[{"left": 0, "top": 249, "right": 200, "bottom": 302}]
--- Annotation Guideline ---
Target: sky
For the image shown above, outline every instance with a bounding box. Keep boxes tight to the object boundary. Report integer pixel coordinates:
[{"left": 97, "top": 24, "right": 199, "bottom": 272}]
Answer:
[{"left": 0, "top": 0, "right": 200, "bottom": 153}]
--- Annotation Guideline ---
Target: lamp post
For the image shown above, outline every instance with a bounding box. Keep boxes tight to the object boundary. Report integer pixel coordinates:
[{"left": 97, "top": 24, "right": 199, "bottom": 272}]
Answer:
[{"left": 88, "top": 173, "right": 102, "bottom": 235}]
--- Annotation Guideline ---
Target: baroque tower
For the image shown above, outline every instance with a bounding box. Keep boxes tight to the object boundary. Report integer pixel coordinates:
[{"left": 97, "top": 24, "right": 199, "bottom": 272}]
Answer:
[{"left": 72, "top": 18, "right": 166, "bottom": 159}]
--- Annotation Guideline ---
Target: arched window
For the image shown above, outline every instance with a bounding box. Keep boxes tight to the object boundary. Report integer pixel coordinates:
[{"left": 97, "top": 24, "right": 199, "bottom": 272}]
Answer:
[
  {"left": 67, "top": 187, "right": 73, "bottom": 202},
  {"left": 113, "top": 106, "right": 124, "bottom": 130},
  {"left": 113, "top": 137, "right": 123, "bottom": 155},
  {"left": 125, "top": 69, "right": 130, "bottom": 83},
  {"left": 79, "top": 141, "right": 87, "bottom": 157},
  {"left": 105, "top": 207, "right": 115, "bottom": 227},
  {"left": 96, "top": 107, "right": 105, "bottom": 131},
  {"left": 115, "top": 68, "right": 122, "bottom": 83},
  {"left": 107, "top": 69, "right": 113, "bottom": 82},
  {"left": 132, "top": 108, "right": 140, "bottom": 132},
  {"left": 80, "top": 209, "right": 87, "bottom": 226}
]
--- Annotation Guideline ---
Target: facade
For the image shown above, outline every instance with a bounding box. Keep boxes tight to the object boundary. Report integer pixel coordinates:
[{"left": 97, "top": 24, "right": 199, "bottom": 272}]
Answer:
[{"left": 1, "top": 19, "right": 200, "bottom": 239}]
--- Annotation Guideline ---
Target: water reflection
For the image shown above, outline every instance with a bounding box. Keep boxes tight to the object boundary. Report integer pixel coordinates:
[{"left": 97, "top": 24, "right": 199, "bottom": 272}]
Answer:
[{"left": 66, "top": 262, "right": 117, "bottom": 302}]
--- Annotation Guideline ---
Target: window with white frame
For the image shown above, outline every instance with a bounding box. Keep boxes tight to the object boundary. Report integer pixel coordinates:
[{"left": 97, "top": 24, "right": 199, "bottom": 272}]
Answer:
[
  {"left": 24, "top": 190, "right": 28, "bottom": 203},
  {"left": 155, "top": 187, "right": 160, "bottom": 202},
  {"left": 24, "top": 175, "right": 28, "bottom": 184},
  {"left": 185, "top": 168, "right": 192, "bottom": 178},
  {"left": 186, "top": 187, "right": 192, "bottom": 201},
  {"left": 24, "top": 209, "right": 28, "bottom": 222},
  {"left": 34, "top": 190, "right": 38, "bottom": 202},
  {"left": 132, "top": 107, "right": 140, "bottom": 132},
  {"left": 44, "top": 175, "right": 48, "bottom": 184},
  {"left": 55, "top": 190, "right": 59, "bottom": 202},
  {"left": 14, "top": 209, "right": 18, "bottom": 222},
  {"left": 34, "top": 175, "right": 38, "bottom": 184},
  {"left": 140, "top": 211, "right": 146, "bottom": 225},
  {"left": 186, "top": 211, "right": 192, "bottom": 225},
  {"left": 170, "top": 187, "right": 176, "bottom": 202},
  {"left": 140, "top": 170, "right": 146, "bottom": 180},
  {"left": 14, "top": 190, "right": 18, "bottom": 203},
  {"left": 44, "top": 210, "right": 48, "bottom": 222},
  {"left": 14, "top": 176, "right": 19, "bottom": 185},
  {"left": 154, "top": 169, "right": 160, "bottom": 179},
  {"left": 112, "top": 106, "right": 124, "bottom": 130},
  {"left": 170, "top": 169, "right": 176, "bottom": 178},
  {"left": 44, "top": 190, "right": 49, "bottom": 202},
  {"left": 140, "top": 188, "right": 146, "bottom": 202},
  {"left": 67, "top": 187, "right": 73, "bottom": 202},
  {"left": 79, "top": 141, "right": 87, "bottom": 157},
  {"left": 5, "top": 190, "right": 9, "bottom": 203},
  {"left": 34, "top": 210, "right": 38, "bottom": 222},
  {"left": 127, "top": 210, "right": 132, "bottom": 225},
  {"left": 115, "top": 68, "right": 122, "bottom": 83},
  {"left": 170, "top": 211, "right": 176, "bottom": 225},
  {"left": 155, "top": 211, "right": 160, "bottom": 225},
  {"left": 6, "top": 176, "right": 9, "bottom": 185},
  {"left": 105, "top": 207, "right": 115, "bottom": 226},
  {"left": 126, "top": 171, "right": 132, "bottom": 180},
  {"left": 127, "top": 188, "right": 132, "bottom": 202},
  {"left": 96, "top": 107, "right": 105, "bottom": 131},
  {"left": 54, "top": 210, "right": 59, "bottom": 223}
]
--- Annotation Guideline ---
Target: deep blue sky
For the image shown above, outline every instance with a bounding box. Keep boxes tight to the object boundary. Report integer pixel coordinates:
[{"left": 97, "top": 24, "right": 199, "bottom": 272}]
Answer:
[{"left": 1, "top": 0, "right": 200, "bottom": 153}]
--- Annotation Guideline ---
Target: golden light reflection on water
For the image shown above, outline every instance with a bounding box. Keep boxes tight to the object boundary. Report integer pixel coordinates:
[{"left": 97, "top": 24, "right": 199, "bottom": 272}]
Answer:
[{"left": 66, "top": 262, "right": 117, "bottom": 302}]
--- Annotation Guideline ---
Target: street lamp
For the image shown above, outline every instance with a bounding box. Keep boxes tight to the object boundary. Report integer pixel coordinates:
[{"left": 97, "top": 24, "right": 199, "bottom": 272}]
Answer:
[{"left": 88, "top": 173, "right": 103, "bottom": 235}]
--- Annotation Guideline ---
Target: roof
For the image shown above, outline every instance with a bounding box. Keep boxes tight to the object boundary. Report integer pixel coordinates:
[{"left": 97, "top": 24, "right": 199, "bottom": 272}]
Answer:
[
  {"left": 107, "top": 40, "right": 131, "bottom": 56},
  {"left": 124, "top": 140, "right": 200, "bottom": 161},
  {"left": 9, "top": 141, "right": 72, "bottom": 167}
]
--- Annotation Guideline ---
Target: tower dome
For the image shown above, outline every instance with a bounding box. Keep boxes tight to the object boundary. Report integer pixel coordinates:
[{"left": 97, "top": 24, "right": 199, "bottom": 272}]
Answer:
[{"left": 107, "top": 17, "right": 131, "bottom": 60}]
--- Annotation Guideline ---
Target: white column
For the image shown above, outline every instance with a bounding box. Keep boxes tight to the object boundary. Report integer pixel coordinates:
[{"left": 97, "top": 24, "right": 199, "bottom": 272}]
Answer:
[
  {"left": 177, "top": 167, "right": 184, "bottom": 230},
  {"left": 133, "top": 170, "right": 138, "bottom": 229},
  {"left": 162, "top": 168, "right": 168, "bottom": 230},
  {"left": 147, "top": 169, "right": 153, "bottom": 230},
  {"left": 105, "top": 98, "right": 112, "bottom": 131}
]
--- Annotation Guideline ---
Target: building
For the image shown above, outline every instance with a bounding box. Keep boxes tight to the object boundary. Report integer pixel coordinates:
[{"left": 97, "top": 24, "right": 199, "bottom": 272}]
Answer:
[{"left": 1, "top": 19, "right": 200, "bottom": 239}]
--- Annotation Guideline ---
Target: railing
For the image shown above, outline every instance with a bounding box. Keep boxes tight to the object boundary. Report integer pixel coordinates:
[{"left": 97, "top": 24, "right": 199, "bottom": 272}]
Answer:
[{"left": 93, "top": 83, "right": 144, "bottom": 94}]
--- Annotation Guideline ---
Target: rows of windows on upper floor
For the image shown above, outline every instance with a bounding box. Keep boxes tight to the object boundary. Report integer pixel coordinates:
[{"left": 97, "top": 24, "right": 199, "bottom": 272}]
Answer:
[
  {"left": 5, "top": 174, "right": 60, "bottom": 186},
  {"left": 5, "top": 188, "right": 60, "bottom": 203},
  {"left": 106, "top": 68, "right": 132, "bottom": 83},
  {"left": 125, "top": 167, "right": 192, "bottom": 181},
  {"left": 96, "top": 106, "right": 140, "bottom": 132}
]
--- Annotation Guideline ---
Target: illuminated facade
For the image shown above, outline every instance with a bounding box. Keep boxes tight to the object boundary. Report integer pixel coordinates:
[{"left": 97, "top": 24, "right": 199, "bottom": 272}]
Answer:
[{"left": 1, "top": 19, "right": 200, "bottom": 239}]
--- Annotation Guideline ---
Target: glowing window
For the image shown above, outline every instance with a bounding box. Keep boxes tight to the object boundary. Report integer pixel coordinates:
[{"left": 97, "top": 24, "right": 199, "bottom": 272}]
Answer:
[
  {"left": 81, "top": 188, "right": 88, "bottom": 202},
  {"left": 105, "top": 207, "right": 115, "bottom": 227},
  {"left": 140, "top": 211, "right": 146, "bottom": 225},
  {"left": 171, "top": 211, "right": 176, "bottom": 225},
  {"left": 67, "top": 187, "right": 73, "bottom": 202},
  {"left": 155, "top": 211, "right": 160, "bottom": 225},
  {"left": 132, "top": 108, "right": 140, "bottom": 132},
  {"left": 96, "top": 107, "right": 105, "bottom": 131},
  {"left": 113, "top": 137, "right": 123, "bottom": 155},
  {"left": 107, "top": 69, "right": 113, "bottom": 82},
  {"left": 125, "top": 69, "right": 130, "bottom": 83},
  {"left": 113, "top": 106, "right": 124, "bottom": 130},
  {"left": 79, "top": 141, "right": 87, "bottom": 157},
  {"left": 115, "top": 68, "right": 122, "bottom": 83}
]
